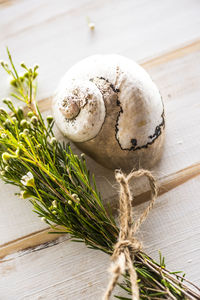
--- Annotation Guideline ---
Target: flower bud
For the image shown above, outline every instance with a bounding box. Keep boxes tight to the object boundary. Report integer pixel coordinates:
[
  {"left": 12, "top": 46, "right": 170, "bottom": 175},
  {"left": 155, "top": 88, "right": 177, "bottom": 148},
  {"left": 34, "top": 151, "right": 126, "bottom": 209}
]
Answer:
[
  {"left": 20, "top": 62, "right": 27, "bottom": 69},
  {"left": 50, "top": 137, "right": 57, "bottom": 146},
  {"left": 2, "top": 152, "right": 12, "bottom": 163},
  {"left": 52, "top": 200, "right": 57, "bottom": 208},
  {"left": 3, "top": 98, "right": 13, "bottom": 106},
  {"left": 46, "top": 115, "right": 54, "bottom": 124},
  {"left": 23, "top": 129, "right": 29, "bottom": 135},
  {"left": 68, "top": 200, "right": 72, "bottom": 205},
  {"left": 10, "top": 79, "right": 18, "bottom": 88},
  {"left": 27, "top": 111, "right": 34, "bottom": 118},
  {"left": 31, "top": 116, "right": 38, "bottom": 125},
  {"left": 20, "top": 119, "right": 27, "bottom": 127},
  {"left": 34, "top": 64, "right": 39, "bottom": 71},
  {"left": 20, "top": 190, "right": 32, "bottom": 199},
  {"left": 5, "top": 119, "right": 11, "bottom": 126},
  {"left": 12, "top": 117, "right": 17, "bottom": 123},
  {"left": 0, "top": 107, "right": 7, "bottom": 117}
]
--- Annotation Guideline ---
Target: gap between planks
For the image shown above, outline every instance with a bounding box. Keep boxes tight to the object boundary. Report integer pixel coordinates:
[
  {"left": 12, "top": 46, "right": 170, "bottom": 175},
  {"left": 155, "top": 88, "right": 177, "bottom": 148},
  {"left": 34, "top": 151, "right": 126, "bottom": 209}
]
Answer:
[
  {"left": 1, "top": 38, "right": 200, "bottom": 259},
  {"left": 0, "top": 162, "right": 200, "bottom": 260},
  {"left": 0, "top": 0, "right": 18, "bottom": 7}
]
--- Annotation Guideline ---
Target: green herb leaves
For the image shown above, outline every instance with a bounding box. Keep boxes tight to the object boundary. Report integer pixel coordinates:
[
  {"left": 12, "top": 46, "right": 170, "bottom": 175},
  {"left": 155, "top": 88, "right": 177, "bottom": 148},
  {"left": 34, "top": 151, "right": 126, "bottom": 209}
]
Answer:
[{"left": 0, "top": 50, "right": 199, "bottom": 300}]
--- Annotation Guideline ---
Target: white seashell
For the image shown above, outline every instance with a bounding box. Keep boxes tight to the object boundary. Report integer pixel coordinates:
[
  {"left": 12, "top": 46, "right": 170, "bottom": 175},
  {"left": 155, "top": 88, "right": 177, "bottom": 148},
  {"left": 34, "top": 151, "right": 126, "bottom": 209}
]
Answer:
[
  {"left": 53, "top": 80, "right": 105, "bottom": 142},
  {"left": 52, "top": 54, "right": 165, "bottom": 170}
]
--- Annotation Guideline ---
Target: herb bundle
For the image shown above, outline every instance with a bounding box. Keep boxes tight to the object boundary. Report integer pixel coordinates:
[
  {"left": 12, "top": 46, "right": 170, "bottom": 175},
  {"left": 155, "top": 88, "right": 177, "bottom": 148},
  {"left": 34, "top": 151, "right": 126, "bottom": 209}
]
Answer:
[{"left": 0, "top": 49, "right": 199, "bottom": 299}]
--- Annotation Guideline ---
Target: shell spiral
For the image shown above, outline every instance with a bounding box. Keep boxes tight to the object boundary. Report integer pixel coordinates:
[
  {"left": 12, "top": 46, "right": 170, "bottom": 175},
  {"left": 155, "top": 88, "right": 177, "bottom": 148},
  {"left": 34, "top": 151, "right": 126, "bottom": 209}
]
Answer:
[{"left": 52, "top": 54, "right": 165, "bottom": 170}]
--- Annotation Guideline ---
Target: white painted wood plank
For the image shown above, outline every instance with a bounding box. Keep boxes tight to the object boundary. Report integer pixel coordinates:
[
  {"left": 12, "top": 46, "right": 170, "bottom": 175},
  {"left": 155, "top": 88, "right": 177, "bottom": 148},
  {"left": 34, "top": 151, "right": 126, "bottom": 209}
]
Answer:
[
  {"left": 0, "top": 183, "right": 48, "bottom": 246},
  {"left": 149, "top": 50, "right": 200, "bottom": 177},
  {"left": 0, "top": 176, "right": 199, "bottom": 300},
  {"left": 0, "top": 0, "right": 200, "bottom": 101},
  {"left": 1, "top": 45, "right": 200, "bottom": 247},
  {"left": 0, "top": 0, "right": 200, "bottom": 247}
]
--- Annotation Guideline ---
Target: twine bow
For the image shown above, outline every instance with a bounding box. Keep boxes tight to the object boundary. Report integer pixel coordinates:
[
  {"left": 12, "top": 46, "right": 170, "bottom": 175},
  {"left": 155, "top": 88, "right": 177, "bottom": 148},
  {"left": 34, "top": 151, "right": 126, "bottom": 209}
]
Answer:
[{"left": 103, "top": 169, "right": 158, "bottom": 300}]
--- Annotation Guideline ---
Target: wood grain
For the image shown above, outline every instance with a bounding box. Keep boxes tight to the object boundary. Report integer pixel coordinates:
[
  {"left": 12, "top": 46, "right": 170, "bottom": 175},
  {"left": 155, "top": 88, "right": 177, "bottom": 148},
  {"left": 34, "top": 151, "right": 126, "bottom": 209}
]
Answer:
[
  {"left": 142, "top": 39, "right": 200, "bottom": 69},
  {"left": 0, "top": 1, "right": 200, "bottom": 298},
  {"left": 1, "top": 41, "right": 200, "bottom": 247},
  {"left": 1, "top": 0, "right": 200, "bottom": 101},
  {"left": 34, "top": 38, "right": 200, "bottom": 113},
  {"left": 0, "top": 177, "right": 199, "bottom": 299},
  {"left": 0, "top": 227, "right": 64, "bottom": 260},
  {"left": 1, "top": 162, "right": 200, "bottom": 259},
  {"left": 0, "top": 0, "right": 16, "bottom": 6}
]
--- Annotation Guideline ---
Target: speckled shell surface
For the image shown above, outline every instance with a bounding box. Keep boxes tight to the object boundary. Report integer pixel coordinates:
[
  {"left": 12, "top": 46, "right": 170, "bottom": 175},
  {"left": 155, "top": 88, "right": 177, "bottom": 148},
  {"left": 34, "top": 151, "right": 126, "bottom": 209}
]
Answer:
[{"left": 53, "top": 54, "right": 165, "bottom": 170}]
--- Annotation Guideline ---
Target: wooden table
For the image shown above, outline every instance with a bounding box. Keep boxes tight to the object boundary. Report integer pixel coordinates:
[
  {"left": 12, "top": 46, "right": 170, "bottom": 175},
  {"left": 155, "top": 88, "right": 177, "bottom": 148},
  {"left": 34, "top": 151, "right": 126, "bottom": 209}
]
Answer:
[{"left": 0, "top": 0, "right": 200, "bottom": 299}]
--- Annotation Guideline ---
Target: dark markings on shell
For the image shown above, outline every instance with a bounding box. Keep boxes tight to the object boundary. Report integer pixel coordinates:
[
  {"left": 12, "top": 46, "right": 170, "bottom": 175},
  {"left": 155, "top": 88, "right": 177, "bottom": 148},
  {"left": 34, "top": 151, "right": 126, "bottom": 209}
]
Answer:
[
  {"left": 131, "top": 139, "right": 137, "bottom": 147},
  {"left": 115, "top": 93, "right": 165, "bottom": 151},
  {"left": 98, "top": 77, "right": 120, "bottom": 93},
  {"left": 81, "top": 76, "right": 165, "bottom": 149}
]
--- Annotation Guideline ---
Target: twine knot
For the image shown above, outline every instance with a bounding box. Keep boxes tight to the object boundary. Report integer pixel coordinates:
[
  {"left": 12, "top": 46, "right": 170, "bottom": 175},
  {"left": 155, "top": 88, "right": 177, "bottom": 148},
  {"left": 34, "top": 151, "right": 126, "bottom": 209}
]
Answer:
[
  {"left": 103, "top": 169, "right": 158, "bottom": 300},
  {"left": 112, "top": 238, "right": 142, "bottom": 260}
]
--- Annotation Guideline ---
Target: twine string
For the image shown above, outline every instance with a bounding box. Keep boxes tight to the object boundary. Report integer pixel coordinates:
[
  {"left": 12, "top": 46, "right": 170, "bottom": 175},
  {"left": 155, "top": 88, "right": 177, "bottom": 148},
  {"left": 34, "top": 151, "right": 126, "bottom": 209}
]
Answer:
[{"left": 103, "top": 169, "right": 158, "bottom": 300}]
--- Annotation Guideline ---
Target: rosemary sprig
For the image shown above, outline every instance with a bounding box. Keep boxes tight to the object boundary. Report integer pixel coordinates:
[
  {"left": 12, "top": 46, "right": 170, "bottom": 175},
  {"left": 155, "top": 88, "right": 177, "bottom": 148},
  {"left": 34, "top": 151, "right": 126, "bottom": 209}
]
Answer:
[{"left": 0, "top": 51, "right": 199, "bottom": 299}]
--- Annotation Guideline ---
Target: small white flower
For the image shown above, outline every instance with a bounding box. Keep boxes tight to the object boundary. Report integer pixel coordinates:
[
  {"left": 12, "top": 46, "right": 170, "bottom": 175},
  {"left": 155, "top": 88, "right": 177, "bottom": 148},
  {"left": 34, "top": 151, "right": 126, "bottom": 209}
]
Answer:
[
  {"left": 1, "top": 133, "right": 7, "bottom": 139},
  {"left": 21, "top": 171, "right": 35, "bottom": 187}
]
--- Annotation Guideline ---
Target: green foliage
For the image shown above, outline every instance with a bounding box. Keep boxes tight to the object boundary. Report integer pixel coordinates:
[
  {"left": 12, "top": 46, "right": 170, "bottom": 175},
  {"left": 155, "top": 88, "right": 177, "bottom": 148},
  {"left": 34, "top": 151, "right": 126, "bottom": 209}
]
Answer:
[{"left": 0, "top": 50, "right": 199, "bottom": 299}]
